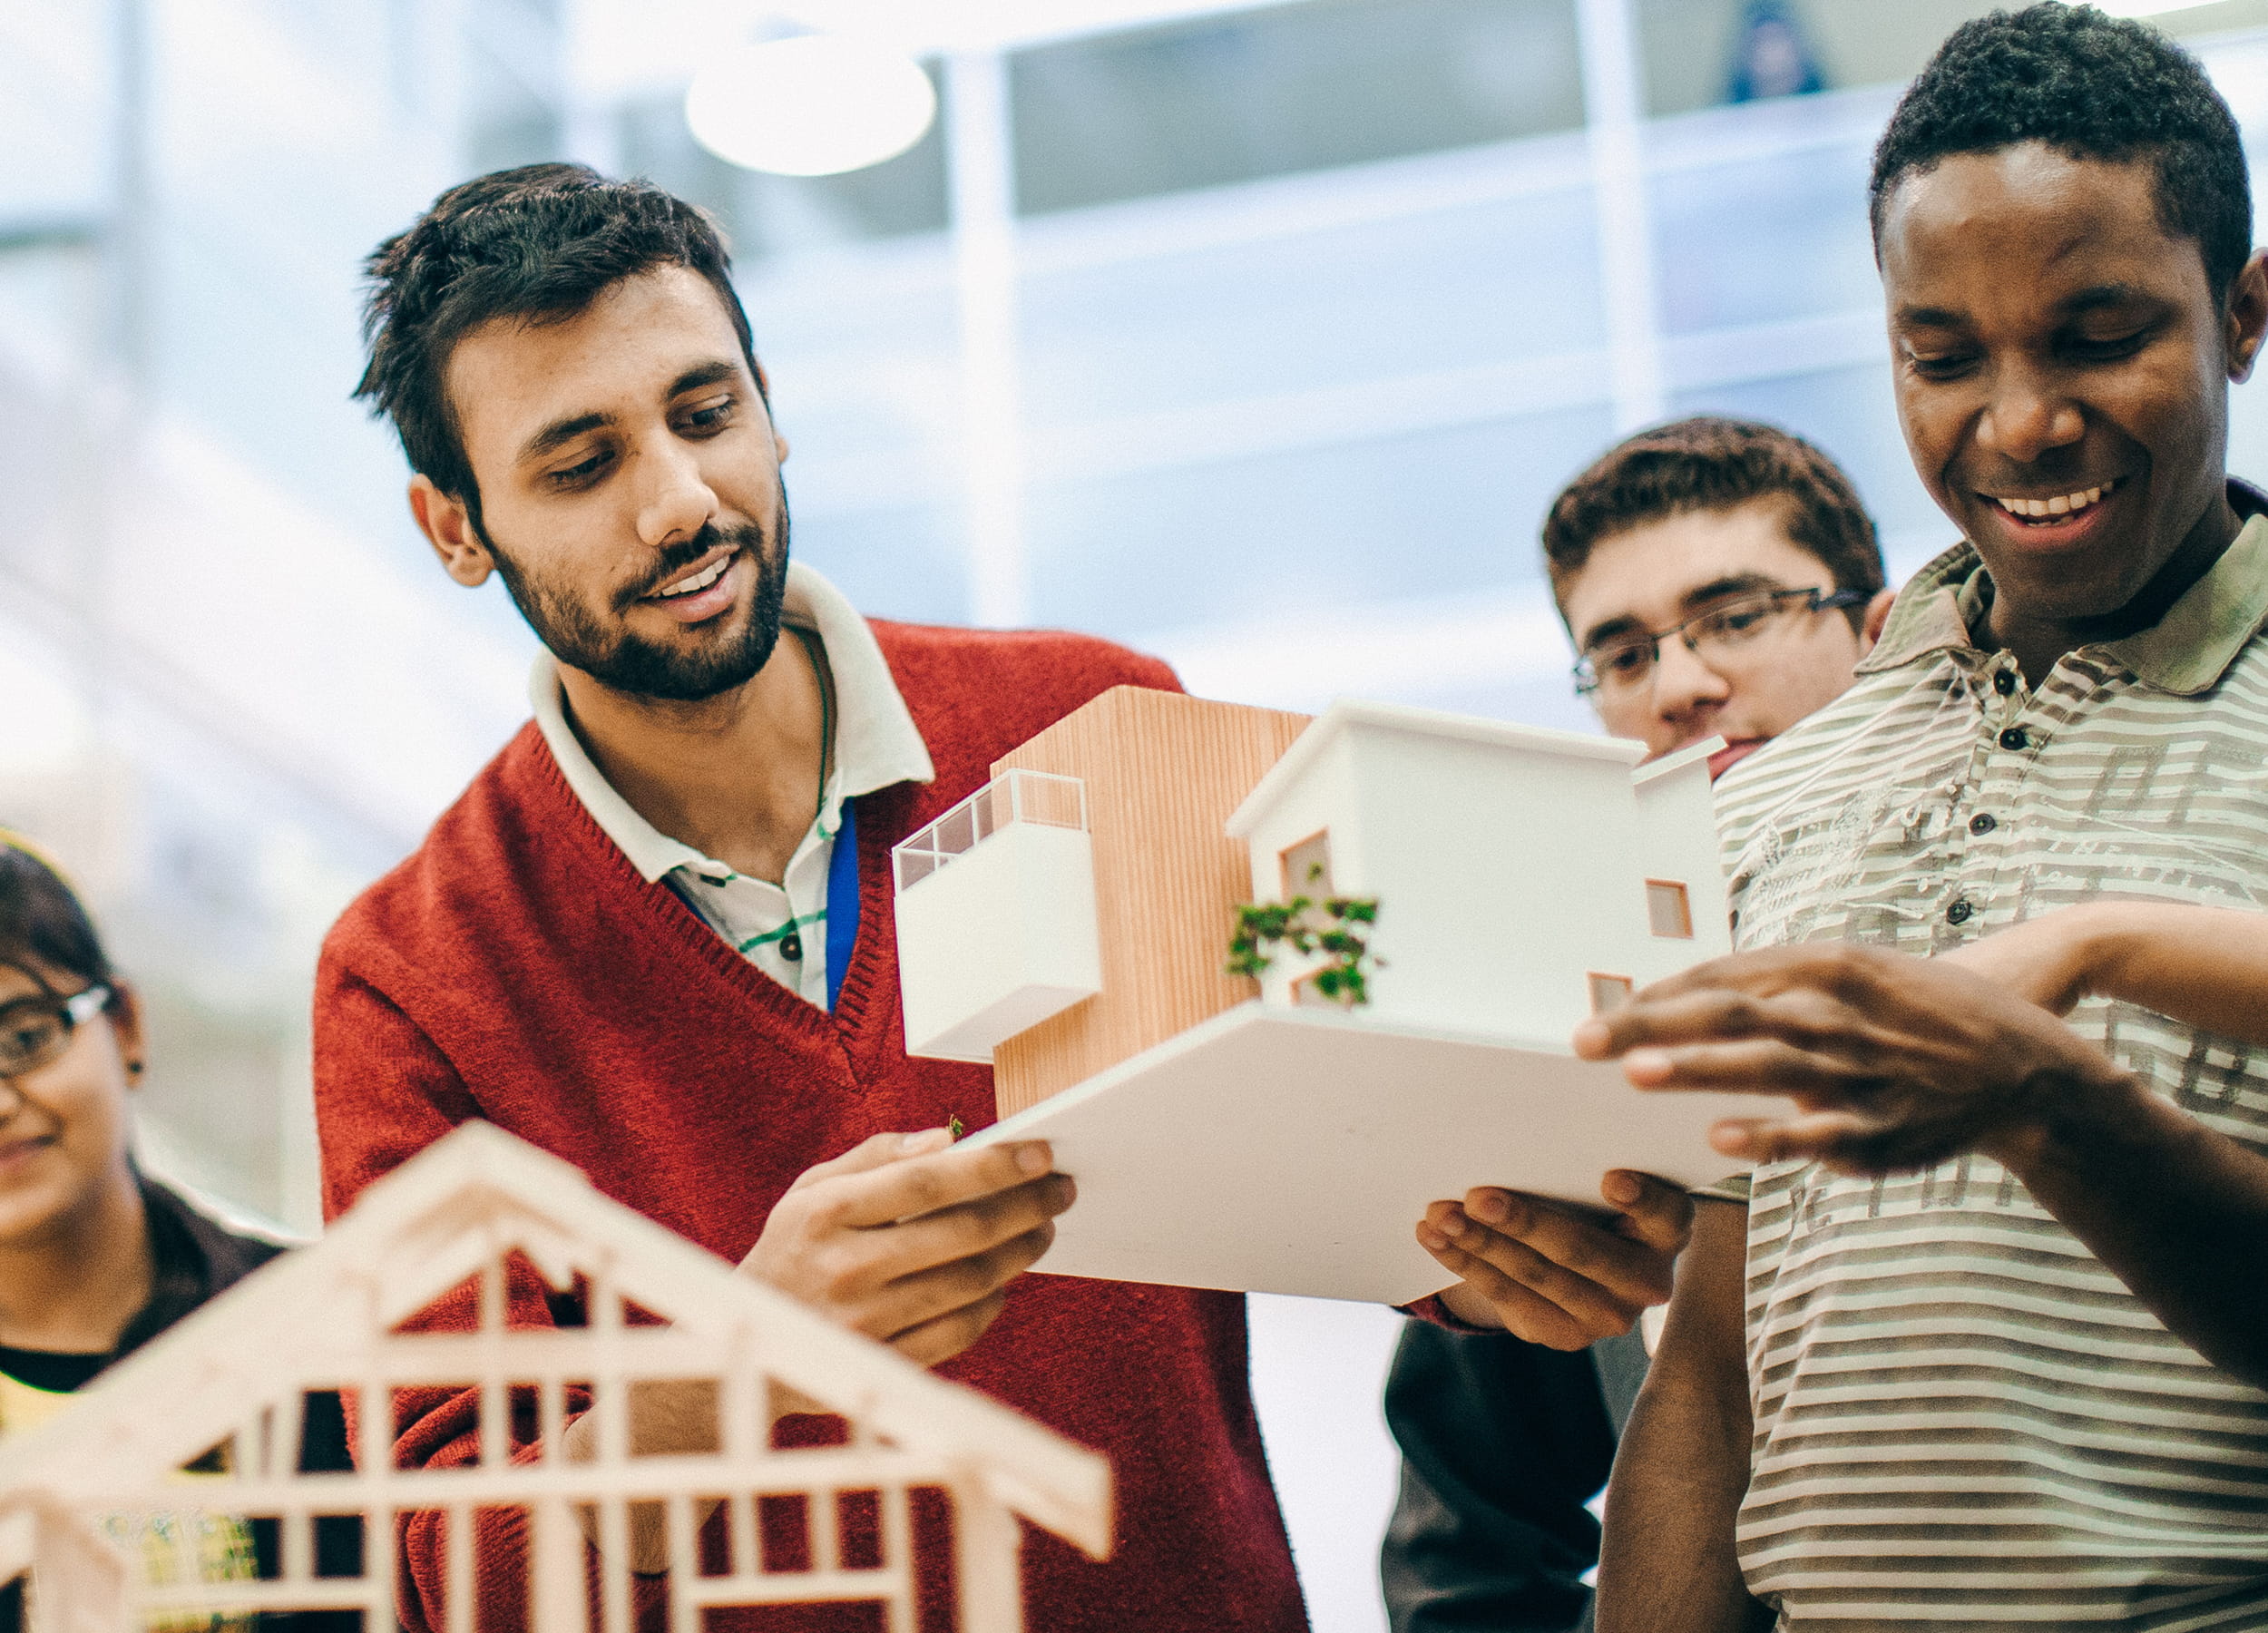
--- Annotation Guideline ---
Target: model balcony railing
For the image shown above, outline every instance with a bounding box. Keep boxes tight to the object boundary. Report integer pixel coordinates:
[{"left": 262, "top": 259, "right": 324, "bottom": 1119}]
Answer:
[{"left": 892, "top": 769, "right": 1088, "bottom": 893}]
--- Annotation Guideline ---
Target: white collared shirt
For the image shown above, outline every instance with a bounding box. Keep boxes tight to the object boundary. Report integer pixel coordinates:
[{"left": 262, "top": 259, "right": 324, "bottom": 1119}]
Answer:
[{"left": 531, "top": 562, "right": 934, "bottom": 1009}]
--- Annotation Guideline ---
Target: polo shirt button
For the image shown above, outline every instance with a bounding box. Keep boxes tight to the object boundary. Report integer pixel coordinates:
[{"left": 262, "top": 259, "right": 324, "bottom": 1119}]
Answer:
[
  {"left": 780, "top": 933, "right": 804, "bottom": 962},
  {"left": 1994, "top": 670, "right": 2018, "bottom": 696},
  {"left": 1998, "top": 728, "right": 2029, "bottom": 750},
  {"left": 1946, "top": 899, "right": 1974, "bottom": 925},
  {"left": 1970, "top": 813, "right": 1997, "bottom": 836}
]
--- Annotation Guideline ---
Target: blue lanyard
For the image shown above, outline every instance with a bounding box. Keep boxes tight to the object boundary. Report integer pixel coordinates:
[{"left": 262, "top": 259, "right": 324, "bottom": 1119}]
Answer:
[{"left": 826, "top": 801, "right": 859, "bottom": 1010}]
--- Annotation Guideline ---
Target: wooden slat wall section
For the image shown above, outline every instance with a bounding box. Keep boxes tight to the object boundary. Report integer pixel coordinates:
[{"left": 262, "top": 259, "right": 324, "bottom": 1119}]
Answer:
[{"left": 990, "top": 688, "right": 1310, "bottom": 1118}]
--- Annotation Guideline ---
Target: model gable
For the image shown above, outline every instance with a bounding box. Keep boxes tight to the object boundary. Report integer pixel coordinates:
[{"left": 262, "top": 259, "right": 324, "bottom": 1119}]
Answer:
[{"left": 0, "top": 1123, "right": 1111, "bottom": 1633}]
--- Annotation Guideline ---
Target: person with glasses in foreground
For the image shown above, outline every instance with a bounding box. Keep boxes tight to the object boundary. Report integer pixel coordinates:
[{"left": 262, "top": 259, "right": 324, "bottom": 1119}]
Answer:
[
  {"left": 1384, "top": 416, "right": 1892, "bottom": 1633},
  {"left": 0, "top": 834, "right": 354, "bottom": 1633}
]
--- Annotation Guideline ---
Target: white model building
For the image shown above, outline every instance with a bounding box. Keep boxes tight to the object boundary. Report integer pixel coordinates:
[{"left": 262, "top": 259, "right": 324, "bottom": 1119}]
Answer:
[
  {"left": 1225, "top": 700, "right": 1731, "bottom": 1033},
  {"left": 0, "top": 1123, "right": 1111, "bottom": 1633},
  {"left": 893, "top": 690, "right": 1762, "bottom": 1305}
]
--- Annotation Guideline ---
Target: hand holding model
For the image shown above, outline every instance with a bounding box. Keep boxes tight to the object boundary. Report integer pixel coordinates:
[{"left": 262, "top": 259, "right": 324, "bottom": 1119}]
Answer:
[
  {"left": 1417, "top": 1175, "right": 1694, "bottom": 1349},
  {"left": 740, "top": 1130, "right": 1074, "bottom": 1365},
  {"left": 1568, "top": 943, "right": 2135, "bottom": 1175}
]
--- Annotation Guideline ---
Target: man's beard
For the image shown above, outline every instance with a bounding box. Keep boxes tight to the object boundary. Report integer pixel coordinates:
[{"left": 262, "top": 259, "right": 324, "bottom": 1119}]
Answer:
[{"left": 487, "top": 504, "right": 791, "bottom": 703}]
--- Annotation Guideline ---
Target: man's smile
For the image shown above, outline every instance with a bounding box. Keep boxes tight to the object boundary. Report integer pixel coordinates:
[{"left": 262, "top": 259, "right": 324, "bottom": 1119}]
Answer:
[
  {"left": 1972, "top": 473, "right": 2134, "bottom": 552},
  {"left": 640, "top": 544, "right": 744, "bottom": 623},
  {"left": 1985, "top": 474, "right": 2125, "bottom": 522}
]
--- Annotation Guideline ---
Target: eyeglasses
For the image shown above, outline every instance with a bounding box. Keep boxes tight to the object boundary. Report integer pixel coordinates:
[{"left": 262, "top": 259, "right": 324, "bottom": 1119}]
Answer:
[
  {"left": 0, "top": 985, "right": 112, "bottom": 1078},
  {"left": 1572, "top": 587, "right": 1869, "bottom": 698}
]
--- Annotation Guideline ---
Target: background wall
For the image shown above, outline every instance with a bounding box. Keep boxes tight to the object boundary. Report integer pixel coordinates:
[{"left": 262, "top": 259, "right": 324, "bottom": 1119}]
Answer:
[{"left": 7, "top": 2, "right": 2268, "bottom": 1628}]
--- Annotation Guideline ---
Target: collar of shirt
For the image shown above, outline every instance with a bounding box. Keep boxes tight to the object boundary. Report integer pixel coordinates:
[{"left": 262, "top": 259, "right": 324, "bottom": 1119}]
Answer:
[
  {"left": 528, "top": 559, "right": 935, "bottom": 885},
  {"left": 1858, "top": 483, "right": 2268, "bottom": 698}
]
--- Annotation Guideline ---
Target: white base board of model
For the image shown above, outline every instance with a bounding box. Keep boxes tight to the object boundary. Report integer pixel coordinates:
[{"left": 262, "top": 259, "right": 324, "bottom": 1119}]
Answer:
[{"left": 963, "top": 1001, "right": 1757, "bottom": 1305}]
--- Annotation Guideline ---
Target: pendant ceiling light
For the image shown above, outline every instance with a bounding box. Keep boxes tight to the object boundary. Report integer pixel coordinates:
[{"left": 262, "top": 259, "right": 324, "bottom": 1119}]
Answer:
[{"left": 685, "top": 34, "right": 938, "bottom": 177}]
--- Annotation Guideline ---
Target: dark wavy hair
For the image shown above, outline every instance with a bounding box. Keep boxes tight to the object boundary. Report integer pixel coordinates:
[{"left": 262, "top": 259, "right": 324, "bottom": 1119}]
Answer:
[
  {"left": 0, "top": 838, "right": 112, "bottom": 993},
  {"left": 354, "top": 163, "right": 760, "bottom": 530},
  {"left": 1871, "top": 5, "right": 2251, "bottom": 302},
  {"left": 1542, "top": 416, "right": 1883, "bottom": 625}
]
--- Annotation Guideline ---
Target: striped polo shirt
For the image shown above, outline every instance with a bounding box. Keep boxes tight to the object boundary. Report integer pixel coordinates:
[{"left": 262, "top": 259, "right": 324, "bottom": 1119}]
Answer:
[
  {"left": 1712, "top": 502, "right": 2268, "bottom": 1630},
  {"left": 532, "top": 561, "right": 934, "bottom": 1009}
]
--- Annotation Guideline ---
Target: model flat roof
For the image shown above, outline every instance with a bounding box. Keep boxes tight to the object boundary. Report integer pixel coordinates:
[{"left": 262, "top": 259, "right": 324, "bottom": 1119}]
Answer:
[{"left": 1225, "top": 698, "right": 1646, "bottom": 838}]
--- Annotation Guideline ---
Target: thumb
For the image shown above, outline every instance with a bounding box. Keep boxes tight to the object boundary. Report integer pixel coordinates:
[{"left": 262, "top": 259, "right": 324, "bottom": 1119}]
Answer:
[
  {"left": 787, "top": 1128, "right": 952, "bottom": 1192},
  {"left": 1601, "top": 1169, "right": 1694, "bottom": 1257}
]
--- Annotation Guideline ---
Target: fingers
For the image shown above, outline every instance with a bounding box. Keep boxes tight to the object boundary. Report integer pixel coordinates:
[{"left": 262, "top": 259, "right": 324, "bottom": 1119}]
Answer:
[
  {"left": 1711, "top": 1110, "right": 1961, "bottom": 1176},
  {"left": 889, "top": 1288, "right": 1012, "bottom": 1368},
  {"left": 1464, "top": 1188, "right": 1678, "bottom": 1305},
  {"left": 1414, "top": 1219, "right": 1634, "bottom": 1348},
  {"left": 1416, "top": 1198, "right": 1647, "bottom": 1339},
  {"left": 859, "top": 1173, "right": 1076, "bottom": 1288},
  {"left": 817, "top": 1139, "right": 1057, "bottom": 1229},
  {"left": 1599, "top": 1170, "right": 1696, "bottom": 1258},
  {"left": 871, "top": 1220, "right": 1058, "bottom": 1359},
  {"left": 1619, "top": 1033, "right": 1892, "bottom": 1103}
]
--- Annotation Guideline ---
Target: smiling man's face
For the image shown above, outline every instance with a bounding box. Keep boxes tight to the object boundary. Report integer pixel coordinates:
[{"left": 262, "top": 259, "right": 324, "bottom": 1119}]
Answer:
[
  {"left": 1880, "top": 142, "right": 2264, "bottom": 645},
  {"left": 417, "top": 265, "right": 791, "bottom": 702}
]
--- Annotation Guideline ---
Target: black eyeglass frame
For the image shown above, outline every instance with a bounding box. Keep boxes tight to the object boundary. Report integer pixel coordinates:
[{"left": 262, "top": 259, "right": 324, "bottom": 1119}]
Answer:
[
  {"left": 0, "top": 984, "right": 115, "bottom": 1079},
  {"left": 1571, "top": 586, "right": 1872, "bottom": 697}
]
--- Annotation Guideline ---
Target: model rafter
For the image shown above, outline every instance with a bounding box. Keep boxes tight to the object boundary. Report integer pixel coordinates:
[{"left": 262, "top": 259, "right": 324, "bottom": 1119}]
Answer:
[{"left": 0, "top": 1123, "right": 1111, "bottom": 1633}]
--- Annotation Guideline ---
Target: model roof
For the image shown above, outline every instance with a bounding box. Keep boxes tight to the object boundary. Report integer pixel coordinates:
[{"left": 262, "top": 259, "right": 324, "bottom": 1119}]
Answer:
[
  {"left": 1225, "top": 698, "right": 1647, "bottom": 839},
  {"left": 0, "top": 1121, "right": 1112, "bottom": 1568}
]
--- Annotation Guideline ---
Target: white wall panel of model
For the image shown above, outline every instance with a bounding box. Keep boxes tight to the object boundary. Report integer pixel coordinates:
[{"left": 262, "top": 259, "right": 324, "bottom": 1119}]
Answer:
[
  {"left": 1227, "top": 701, "right": 1705, "bottom": 1042},
  {"left": 894, "top": 771, "right": 1104, "bottom": 1061}
]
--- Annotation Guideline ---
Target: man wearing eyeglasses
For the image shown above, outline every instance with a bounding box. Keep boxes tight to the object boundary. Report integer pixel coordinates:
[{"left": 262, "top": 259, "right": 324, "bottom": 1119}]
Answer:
[{"left": 1383, "top": 416, "right": 1892, "bottom": 1633}]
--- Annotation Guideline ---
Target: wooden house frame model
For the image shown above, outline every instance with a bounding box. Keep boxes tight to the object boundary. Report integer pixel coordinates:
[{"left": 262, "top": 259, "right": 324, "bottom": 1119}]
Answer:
[
  {"left": 0, "top": 1123, "right": 1110, "bottom": 1633},
  {"left": 891, "top": 689, "right": 1763, "bottom": 1305}
]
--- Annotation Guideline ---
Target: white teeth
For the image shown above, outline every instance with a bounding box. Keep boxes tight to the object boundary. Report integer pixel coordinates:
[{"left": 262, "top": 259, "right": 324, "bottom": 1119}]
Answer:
[
  {"left": 1994, "top": 482, "right": 2112, "bottom": 520},
  {"left": 654, "top": 556, "right": 728, "bottom": 598}
]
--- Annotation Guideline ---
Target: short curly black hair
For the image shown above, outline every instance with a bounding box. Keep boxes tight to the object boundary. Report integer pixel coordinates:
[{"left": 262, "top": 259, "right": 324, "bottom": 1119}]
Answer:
[
  {"left": 355, "top": 163, "right": 760, "bottom": 521},
  {"left": 1871, "top": 5, "right": 2251, "bottom": 303}
]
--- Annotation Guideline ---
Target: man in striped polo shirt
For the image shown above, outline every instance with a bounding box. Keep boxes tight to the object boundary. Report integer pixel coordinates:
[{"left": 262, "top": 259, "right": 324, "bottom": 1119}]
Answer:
[{"left": 1589, "top": 9, "right": 2268, "bottom": 1631}]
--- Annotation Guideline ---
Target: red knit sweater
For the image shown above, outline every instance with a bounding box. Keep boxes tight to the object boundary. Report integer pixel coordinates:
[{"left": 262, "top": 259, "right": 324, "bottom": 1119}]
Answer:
[{"left": 312, "top": 621, "right": 1307, "bottom": 1633}]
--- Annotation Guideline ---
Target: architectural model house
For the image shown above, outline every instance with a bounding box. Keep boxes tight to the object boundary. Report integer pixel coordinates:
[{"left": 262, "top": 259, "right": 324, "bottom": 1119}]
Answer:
[
  {"left": 893, "top": 689, "right": 1760, "bottom": 1305},
  {"left": 894, "top": 688, "right": 1309, "bottom": 1117},
  {"left": 0, "top": 1123, "right": 1111, "bottom": 1633},
  {"left": 1224, "top": 700, "right": 1731, "bottom": 1040}
]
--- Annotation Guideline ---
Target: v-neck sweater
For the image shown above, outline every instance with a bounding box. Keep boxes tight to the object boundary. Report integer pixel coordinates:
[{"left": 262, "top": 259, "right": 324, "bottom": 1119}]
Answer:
[{"left": 312, "top": 619, "right": 1307, "bottom": 1633}]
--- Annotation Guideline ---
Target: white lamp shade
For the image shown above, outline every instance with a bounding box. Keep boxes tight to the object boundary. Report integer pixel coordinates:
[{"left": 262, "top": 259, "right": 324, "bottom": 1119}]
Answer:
[{"left": 685, "top": 36, "right": 938, "bottom": 178}]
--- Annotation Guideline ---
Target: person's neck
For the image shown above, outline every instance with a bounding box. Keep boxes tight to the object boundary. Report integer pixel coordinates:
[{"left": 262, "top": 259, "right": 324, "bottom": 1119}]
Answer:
[
  {"left": 0, "top": 1169, "right": 152, "bottom": 1354},
  {"left": 559, "top": 633, "right": 832, "bottom": 885},
  {"left": 1992, "top": 484, "right": 2244, "bottom": 684}
]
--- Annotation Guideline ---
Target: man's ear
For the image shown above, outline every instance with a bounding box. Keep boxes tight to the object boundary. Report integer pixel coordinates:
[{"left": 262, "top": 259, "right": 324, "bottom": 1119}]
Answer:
[
  {"left": 2227, "top": 248, "right": 2268, "bottom": 383},
  {"left": 408, "top": 474, "right": 495, "bottom": 588},
  {"left": 1858, "top": 587, "right": 1897, "bottom": 656}
]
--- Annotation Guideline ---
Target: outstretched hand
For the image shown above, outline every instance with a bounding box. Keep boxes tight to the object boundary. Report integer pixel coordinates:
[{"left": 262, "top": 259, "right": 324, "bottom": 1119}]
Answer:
[
  {"left": 1571, "top": 943, "right": 2135, "bottom": 1175},
  {"left": 1417, "top": 1171, "right": 1694, "bottom": 1350}
]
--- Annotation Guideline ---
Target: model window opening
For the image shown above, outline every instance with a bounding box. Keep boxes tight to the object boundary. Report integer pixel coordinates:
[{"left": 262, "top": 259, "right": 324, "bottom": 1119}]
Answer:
[
  {"left": 1588, "top": 972, "right": 1634, "bottom": 1015},
  {"left": 1279, "top": 830, "right": 1334, "bottom": 898},
  {"left": 1646, "top": 879, "right": 1694, "bottom": 939}
]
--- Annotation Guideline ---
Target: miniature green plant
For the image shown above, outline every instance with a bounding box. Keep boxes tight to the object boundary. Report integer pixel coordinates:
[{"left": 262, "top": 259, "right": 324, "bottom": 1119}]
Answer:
[
  {"left": 948, "top": 1114, "right": 966, "bottom": 1141},
  {"left": 1226, "top": 865, "right": 1382, "bottom": 1007}
]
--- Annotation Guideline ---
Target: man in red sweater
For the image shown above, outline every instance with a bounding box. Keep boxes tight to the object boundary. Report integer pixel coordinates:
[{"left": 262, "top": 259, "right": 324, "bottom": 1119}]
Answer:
[{"left": 318, "top": 163, "right": 1689, "bottom": 1632}]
